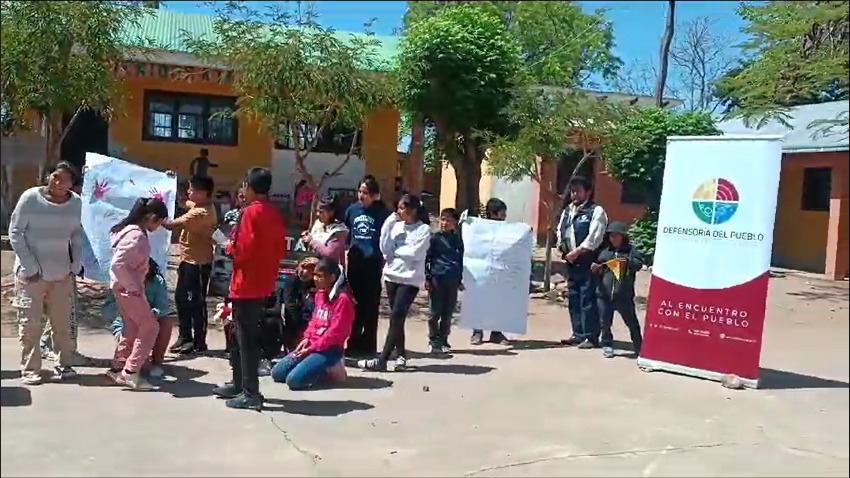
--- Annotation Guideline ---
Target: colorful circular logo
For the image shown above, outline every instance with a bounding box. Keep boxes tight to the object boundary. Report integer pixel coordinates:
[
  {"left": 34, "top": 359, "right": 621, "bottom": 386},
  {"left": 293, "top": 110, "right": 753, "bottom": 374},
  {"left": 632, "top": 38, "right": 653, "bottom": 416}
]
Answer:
[{"left": 691, "top": 178, "right": 739, "bottom": 225}]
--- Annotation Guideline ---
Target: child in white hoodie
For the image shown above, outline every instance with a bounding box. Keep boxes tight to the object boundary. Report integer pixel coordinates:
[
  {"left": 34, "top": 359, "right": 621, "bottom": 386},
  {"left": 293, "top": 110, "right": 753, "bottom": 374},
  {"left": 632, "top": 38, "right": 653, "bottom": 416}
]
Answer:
[{"left": 359, "top": 194, "right": 431, "bottom": 372}]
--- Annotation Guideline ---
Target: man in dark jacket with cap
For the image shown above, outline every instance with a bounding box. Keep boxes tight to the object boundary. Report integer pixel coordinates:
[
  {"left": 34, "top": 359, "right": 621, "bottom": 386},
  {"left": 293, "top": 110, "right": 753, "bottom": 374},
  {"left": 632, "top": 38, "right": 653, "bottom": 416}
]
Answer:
[{"left": 591, "top": 221, "right": 643, "bottom": 358}]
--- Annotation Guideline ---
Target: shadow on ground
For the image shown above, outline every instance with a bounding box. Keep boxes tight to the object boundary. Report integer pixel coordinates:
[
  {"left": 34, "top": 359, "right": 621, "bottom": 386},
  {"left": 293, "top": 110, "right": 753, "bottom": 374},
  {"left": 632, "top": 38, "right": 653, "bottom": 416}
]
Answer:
[
  {"left": 1, "top": 386, "right": 31, "bottom": 407},
  {"left": 61, "top": 362, "right": 219, "bottom": 398},
  {"left": 759, "top": 368, "right": 850, "bottom": 390},
  {"left": 786, "top": 288, "right": 850, "bottom": 304},
  {"left": 263, "top": 398, "right": 374, "bottom": 416},
  {"left": 407, "top": 363, "right": 495, "bottom": 375}
]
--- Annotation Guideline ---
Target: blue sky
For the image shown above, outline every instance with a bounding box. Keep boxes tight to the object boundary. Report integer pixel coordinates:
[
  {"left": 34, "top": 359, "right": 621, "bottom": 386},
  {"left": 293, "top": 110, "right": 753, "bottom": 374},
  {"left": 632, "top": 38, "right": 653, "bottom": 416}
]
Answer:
[{"left": 161, "top": 1, "right": 750, "bottom": 70}]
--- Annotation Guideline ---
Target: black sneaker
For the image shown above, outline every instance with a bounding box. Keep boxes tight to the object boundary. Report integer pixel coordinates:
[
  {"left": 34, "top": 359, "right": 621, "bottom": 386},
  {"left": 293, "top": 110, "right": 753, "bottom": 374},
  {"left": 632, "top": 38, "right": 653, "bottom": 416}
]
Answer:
[
  {"left": 213, "top": 382, "right": 241, "bottom": 399},
  {"left": 560, "top": 336, "right": 581, "bottom": 346},
  {"left": 577, "top": 339, "right": 595, "bottom": 350},
  {"left": 194, "top": 343, "right": 209, "bottom": 353},
  {"left": 470, "top": 331, "right": 484, "bottom": 345},
  {"left": 489, "top": 331, "right": 510, "bottom": 345},
  {"left": 225, "top": 393, "right": 263, "bottom": 411},
  {"left": 169, "top": 338, "right": 191, "bottom": 353},
  {"left": 174, "top": 342, "right": 195, "bottom": 355}
]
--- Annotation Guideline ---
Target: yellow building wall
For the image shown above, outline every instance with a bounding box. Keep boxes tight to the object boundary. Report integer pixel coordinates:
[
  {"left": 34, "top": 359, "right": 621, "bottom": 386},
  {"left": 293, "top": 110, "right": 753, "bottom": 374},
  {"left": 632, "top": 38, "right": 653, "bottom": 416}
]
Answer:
[
  {"left": 773, "top": 158, "right": 830, "bottom": 272},
  {"left": 109, "top": 73, "right": 271, "bottom": 194},
  {"left": 362, "top": 107, "right": 400, "bottom": 198},
  {"left": 439, "top": 161, "right": 493, "bottom": 211},
  {"left": 109, "top": 68, "right": 399, "bottom": 195}
]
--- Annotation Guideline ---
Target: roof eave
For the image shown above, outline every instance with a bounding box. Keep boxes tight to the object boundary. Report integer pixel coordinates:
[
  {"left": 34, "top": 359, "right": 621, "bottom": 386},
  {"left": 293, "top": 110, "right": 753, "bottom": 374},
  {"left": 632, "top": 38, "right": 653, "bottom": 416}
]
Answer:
[{"left": 784, "top": 145, "right": 849, "bottom": 154}]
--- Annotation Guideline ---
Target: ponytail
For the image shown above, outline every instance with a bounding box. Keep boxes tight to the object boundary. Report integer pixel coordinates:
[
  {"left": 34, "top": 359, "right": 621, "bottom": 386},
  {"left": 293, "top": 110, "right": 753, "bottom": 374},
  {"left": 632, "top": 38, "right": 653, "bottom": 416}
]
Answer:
[
  {"left": 398, "top": 193, "right": 430, "bottom": 225},
  {"left": 316, "top": 257, "right": 347, "bottom": 302},
  {"left": 110, "top": 197, "right": 169, "bottom": 234}
]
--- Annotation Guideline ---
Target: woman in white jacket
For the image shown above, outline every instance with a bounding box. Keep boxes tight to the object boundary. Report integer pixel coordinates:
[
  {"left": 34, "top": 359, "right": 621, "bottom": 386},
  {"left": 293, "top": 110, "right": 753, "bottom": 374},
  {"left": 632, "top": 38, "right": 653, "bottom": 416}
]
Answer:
[{"left": 359, "top": 194, "right": 431, "bottom": 372}]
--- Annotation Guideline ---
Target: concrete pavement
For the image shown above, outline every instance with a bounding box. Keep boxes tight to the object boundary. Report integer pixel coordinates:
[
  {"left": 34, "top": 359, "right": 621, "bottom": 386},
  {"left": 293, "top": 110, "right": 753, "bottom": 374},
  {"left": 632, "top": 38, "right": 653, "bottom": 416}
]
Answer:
[{"left": 1, "top": 272, "right": 848, "bottom": 477}]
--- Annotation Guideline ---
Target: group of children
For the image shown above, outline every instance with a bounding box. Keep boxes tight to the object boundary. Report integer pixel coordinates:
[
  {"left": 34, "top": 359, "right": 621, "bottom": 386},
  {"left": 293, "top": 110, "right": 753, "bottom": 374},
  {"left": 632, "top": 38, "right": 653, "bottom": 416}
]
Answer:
[{"left": 91, "top": 166, "right": 644, "bottom": 406}]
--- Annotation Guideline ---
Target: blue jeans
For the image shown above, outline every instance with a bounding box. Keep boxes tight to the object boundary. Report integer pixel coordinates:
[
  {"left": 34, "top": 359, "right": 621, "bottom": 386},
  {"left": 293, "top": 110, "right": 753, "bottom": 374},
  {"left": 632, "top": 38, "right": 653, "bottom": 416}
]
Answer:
[
  {"left": 566, "top": 261, "right": 600, "bottom": 343},
  {"left": 271, "top": 348, "right": 343, "bottom": 389}
]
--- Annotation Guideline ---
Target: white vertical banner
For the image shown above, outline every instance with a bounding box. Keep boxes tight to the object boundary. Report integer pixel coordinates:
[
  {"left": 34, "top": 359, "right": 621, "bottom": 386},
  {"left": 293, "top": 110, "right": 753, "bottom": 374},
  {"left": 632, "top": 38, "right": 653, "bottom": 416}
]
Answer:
[
  {"left": 80, "top": 153, "right": 176, "bottom": 283},
  {"left": 459, "top": 217, "right": 533, "bottom": 335},
  {"left": 638, "top": 135, "right": 783, "bottom": 388}
]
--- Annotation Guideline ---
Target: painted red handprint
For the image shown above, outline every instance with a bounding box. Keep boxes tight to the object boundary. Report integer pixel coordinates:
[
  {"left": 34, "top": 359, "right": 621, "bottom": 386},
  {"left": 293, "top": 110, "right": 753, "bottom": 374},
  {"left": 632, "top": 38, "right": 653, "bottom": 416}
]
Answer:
[
  {"left": 148, "top": 187, "right": 164, "bottom": 202},
  {"left": 92, "top": 179, "right": 110, "bottom": 202}
]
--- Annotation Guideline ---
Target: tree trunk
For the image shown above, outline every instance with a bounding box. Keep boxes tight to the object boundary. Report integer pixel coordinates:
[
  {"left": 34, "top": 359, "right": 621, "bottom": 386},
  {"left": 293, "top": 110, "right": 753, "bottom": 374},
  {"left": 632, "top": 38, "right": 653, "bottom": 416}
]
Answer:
[
  {"left": 655, "top": 1, "right": 676, "bottom": 108},
  {"left": 453, "top": 158, "right": 481, "bottom": 216}
]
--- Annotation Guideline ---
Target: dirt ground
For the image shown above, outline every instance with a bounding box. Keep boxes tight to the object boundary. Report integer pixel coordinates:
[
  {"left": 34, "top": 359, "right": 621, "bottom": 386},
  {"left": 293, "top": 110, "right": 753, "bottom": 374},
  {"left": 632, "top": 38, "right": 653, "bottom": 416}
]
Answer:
[{"left": 1, "top": 257, "right": 848, "bottom": 477}]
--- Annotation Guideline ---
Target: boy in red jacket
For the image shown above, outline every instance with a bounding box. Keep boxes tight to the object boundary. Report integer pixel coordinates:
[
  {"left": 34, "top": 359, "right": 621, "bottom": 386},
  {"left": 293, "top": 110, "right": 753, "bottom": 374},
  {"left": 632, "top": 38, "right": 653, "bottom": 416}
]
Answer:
[
  {"left": 271, "top": 257, "right": 353, "bottom": 389},
  {"left": 213, "top": 167, "right": 286, "bottom": 410}
]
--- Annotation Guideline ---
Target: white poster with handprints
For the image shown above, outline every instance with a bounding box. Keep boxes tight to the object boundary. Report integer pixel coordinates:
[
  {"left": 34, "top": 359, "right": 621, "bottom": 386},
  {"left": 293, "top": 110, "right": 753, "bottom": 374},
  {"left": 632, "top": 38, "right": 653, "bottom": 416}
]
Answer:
[{"left": 80, "top": 153, "right": 176, "bottom": 282}]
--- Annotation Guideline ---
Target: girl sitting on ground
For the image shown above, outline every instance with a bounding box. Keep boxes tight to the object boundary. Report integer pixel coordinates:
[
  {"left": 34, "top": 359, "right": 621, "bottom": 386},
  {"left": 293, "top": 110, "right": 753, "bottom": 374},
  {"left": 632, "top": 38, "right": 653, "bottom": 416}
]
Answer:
[
  {"left": 271, "top": 257, "right": 352, "bottom": 389},
  {"left": 105, "top": 257, "right": 171, "bottom": 378}
]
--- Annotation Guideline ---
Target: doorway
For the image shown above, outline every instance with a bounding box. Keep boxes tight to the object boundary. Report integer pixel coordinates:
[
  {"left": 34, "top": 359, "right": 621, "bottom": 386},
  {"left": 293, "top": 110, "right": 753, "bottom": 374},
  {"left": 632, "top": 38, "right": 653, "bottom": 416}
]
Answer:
[{"left": 61, "top": 110, "right": 109, "bottom": 171}]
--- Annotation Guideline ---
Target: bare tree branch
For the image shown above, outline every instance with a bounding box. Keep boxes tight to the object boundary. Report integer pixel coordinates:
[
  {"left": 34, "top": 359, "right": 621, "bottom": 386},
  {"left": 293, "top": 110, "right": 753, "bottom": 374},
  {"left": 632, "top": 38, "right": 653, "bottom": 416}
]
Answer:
[{"left": 610, "top": 15, "right": 734, "bottom": 113}]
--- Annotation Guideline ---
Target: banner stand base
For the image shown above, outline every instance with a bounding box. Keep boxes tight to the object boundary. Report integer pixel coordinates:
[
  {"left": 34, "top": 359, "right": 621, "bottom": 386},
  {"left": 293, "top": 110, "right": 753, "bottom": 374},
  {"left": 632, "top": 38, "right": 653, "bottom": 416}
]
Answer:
[{"left": 637, "top": 357, "right": 759, "bottom": 389}]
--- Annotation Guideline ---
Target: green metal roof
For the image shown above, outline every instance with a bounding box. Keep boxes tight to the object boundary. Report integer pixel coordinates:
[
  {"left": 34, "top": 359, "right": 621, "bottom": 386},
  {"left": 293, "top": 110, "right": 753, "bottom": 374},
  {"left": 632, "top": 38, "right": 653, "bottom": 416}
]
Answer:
[{"left": 120, "top": 9, "right": 399, "bottom": 66}]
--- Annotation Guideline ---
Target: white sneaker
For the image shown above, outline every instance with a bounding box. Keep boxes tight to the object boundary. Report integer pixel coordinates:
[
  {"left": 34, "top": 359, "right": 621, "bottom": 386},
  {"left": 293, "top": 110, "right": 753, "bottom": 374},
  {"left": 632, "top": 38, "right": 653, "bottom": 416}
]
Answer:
[
  {"left": 257, "top": 359, "right": 272, "bottom": 377},
  {"left": 53, "top": 366, "right": 78, "bottom": 380},
  {"left": 394, "top": 356, "right": 407, "bottom": 372},
  {"left": 105, "top": 369, "right": 123, "bottom": 385},
  {"left": 122, "top": 371, "right": 156, "bottom": 391},
  {"left": 21, "top": 371, "right": 42, "bottom": 385},
  {"left": 357, "top": 358, "right": 386, "bottom": 372},
  {"left": 148, "top": 365, "right": 165, "bottom": 379}
]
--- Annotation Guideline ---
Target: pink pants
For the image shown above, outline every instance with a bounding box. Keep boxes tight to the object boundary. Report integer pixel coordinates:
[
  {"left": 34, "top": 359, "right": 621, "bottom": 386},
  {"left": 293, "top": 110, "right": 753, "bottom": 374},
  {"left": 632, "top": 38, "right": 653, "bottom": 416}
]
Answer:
[{"left": 111, "top": 289, "right": 159, "bottom": 374}]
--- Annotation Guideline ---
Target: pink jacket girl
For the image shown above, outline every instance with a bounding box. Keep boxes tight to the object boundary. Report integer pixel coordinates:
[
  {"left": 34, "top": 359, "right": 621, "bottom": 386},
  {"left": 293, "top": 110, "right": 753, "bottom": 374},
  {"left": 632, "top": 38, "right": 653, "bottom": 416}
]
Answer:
[{"left": 107, "top": 197, "right": 169, "bottom": 391}]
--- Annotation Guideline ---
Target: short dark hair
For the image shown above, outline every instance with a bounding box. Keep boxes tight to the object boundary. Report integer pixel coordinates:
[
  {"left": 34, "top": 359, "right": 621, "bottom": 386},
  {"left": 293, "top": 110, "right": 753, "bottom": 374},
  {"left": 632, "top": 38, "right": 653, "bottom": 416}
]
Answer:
[
  {"left": 485, "top": 198, "right": 507, "bottom": 219},
  {"left": 440, "top": 207, "right": 460, "bottom": 221},
  {"left": 359, "top": 174, "right": 380, "bottom": 196},
  {"left": 244, "top": 167, "right": 272, "bottom": 195},
  {"left": 44, "top": 161, "right": 80, "bottom": 185},
  {"left": 568, "top": 175, "right": 593, "bottom": 191},
  {"left": 199, "top": 148, "right": 209, "bottom": 156},
  {"left": 189, "top": 175, "right": 215, "bottom": 194}
]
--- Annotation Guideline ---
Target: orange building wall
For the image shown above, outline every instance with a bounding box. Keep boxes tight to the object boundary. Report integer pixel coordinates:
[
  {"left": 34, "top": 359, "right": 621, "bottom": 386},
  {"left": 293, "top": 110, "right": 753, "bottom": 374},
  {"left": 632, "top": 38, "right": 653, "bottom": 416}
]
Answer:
[
  {"left": 591, "top": 163, "right": 647, "bottom": 225},
  {"left": 535, "top": 158, "right": 647, "bottom": 241},
  {"left": 109, "top": 69, "right": 400, "bottom": 195},
  {"left": 773, "top": 151, "right": 849, "bottom": 276},
  {"left": 109, "top": 74, "right": 271, "bottom": 193}
]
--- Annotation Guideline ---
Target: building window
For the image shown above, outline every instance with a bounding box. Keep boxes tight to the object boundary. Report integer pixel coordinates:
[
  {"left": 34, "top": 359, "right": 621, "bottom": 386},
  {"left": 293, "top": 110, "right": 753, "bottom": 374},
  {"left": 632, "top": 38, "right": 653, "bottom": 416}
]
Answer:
[
  {"left": 142, "top": 91, "right": 238, "bottom": 146},
  {"left": 620, "top": 182, "right": 646, "bottom": 205},
  {"left": 801, "top": 167, "right": 831, "bottom": 212},
  {"left": 275, "top": 122, "right": 362, "bottom": 155}
]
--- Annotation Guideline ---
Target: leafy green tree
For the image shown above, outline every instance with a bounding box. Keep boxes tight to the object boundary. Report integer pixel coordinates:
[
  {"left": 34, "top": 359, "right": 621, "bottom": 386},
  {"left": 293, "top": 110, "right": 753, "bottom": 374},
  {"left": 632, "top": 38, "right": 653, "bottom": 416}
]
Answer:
[
  {"left": 184, "top": 2, "right": 393, "bottom": 196},
  {"left": 601, "top": 107, "right": 720, "bottom": 258},
  {"left": 404, "top": 1, "right": 620, "bottom": 88},
  {"left": 396, "top": 4, "right": 521, "bottom": 212},
  {"left": 718, "top": 1, "right": 849, "bottom": 130},
  {"left": 488, "top": 88, "right": 629, "bottom": 288},
  {"left": 0, "top": 0, "right": 147, "bottom": 167}
]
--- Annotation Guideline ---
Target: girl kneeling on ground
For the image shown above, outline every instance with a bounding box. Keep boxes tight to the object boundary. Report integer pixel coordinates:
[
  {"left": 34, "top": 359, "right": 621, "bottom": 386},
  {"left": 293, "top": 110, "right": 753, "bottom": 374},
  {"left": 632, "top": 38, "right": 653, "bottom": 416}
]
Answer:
[
  {"left": 106, "top": 257, "right": 172, "bottom": 378},
  {"left": 271, "top": 258, "right": 353, "bottom": 389}
]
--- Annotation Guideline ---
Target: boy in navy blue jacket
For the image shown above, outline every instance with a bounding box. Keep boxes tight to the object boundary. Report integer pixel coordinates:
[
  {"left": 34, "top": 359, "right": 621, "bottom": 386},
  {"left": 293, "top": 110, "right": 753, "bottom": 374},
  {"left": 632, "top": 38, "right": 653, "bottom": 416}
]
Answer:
[{"left": 425, "top": 208, "right": 464, "bottom": 354}]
